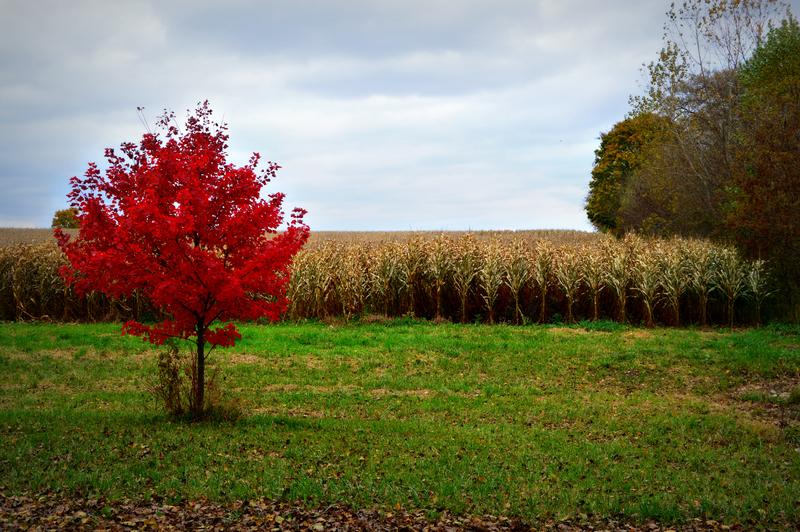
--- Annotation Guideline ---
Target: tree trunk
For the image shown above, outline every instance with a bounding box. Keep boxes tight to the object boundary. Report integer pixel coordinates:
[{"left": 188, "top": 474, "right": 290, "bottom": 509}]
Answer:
[{"left": 193, "top": 325, "right": 206, "bottom": 418}]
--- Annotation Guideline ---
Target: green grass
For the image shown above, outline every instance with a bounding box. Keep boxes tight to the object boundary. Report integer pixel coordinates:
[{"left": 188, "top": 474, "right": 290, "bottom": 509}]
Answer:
[{"left": 1, "top": 320, "right": 799, "bottom": 525}]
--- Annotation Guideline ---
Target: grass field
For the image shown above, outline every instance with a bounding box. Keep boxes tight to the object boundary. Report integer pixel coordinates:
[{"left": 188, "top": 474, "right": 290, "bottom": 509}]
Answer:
[{"left": 1, "top": 320, "right": 799, "bottom": 527}]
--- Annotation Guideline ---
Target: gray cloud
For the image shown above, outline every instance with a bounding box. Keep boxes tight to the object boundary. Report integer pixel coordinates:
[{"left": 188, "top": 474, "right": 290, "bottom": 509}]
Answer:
[{"left": 2, "top": 0, "right": 797, "bottom": 229}]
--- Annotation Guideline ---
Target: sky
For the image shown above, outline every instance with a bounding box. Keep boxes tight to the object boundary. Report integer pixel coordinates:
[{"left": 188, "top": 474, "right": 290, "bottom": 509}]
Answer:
[{"left": 2, "top": 0, "right": 797, "bottom": 231}]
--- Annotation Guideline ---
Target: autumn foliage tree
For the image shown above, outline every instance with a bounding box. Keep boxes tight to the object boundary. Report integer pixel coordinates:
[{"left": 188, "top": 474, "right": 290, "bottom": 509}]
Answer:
[
  {"left": 56, "top": 102, "right": 309, "bottom": 418},
  {"left": 51, "top": 207, "right": 79, "bottom": 229},
  {"left": 585, "top": 113, "right": 669, "bottom": 235}
]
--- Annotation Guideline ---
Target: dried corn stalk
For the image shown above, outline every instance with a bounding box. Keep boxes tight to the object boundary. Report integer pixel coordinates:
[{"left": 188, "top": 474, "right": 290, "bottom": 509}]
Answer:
[
  {"left": 427, "top": 236, "right": 453, "bottom": 320},
  {"left": 580, "top": 246, "right": 606, "bottom": 321},
  {"left": 714, "top": 247, "right": 747, "bottom": 329},
  {"left": 479, "top": 242, "right": 505, "bottom": 324},
  {"left": 451, "top": 236, "right": 480, "bottom": 323},
  {"left": 504, "top": 240, "right": 532, "bottom": 324},
  {"left": 633, "top": 246, "right": 661, "bottom": 328},
  {"left": 554, "top": 247, "right": 583, "bottom": 324},
  {"left": 531, "top": 241, "right": 553, "bottom": 323}
]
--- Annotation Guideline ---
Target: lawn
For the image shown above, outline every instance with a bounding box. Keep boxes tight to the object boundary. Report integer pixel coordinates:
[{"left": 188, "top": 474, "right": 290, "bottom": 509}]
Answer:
[{"left": 1, "top": 320, "right": 799, "bottom": 527}]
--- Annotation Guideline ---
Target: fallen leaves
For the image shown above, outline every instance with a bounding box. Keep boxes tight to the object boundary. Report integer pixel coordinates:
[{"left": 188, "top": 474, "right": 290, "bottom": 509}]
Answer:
[
  {"left": 1, "top": 493, "right": 524, "bottom": 531},
  {"left": 0, "top": 492, "right": 774, "bottom": 531}
]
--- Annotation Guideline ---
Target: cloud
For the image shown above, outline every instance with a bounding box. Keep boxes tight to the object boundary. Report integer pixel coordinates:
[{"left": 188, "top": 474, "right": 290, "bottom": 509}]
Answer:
[{"left": 3, "top": 0, "right": 795, "bottom": 229}]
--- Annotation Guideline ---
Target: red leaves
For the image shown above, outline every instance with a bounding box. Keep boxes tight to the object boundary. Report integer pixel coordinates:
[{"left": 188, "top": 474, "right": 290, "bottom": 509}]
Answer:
[
  {"left": 205, "top": 323, "right": 242, "bottom": 347},
  {"left": 122, "top": 320, "right": 190, "bottom": 345},
  {"left": 58, "top": 102, "right": 308, "bottom": 349}
]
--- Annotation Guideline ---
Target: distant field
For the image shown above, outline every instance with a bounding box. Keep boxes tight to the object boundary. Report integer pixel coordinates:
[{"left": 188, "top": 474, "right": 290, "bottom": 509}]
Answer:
[
  {"left": 306, "top": 229, "right": 603, "bottom": 246},
  {"left": 0, "top": 228, "right": 76, "bottom": 246},
  {"left": 0, "top": 227, "right": 602, "bottom": 247}
]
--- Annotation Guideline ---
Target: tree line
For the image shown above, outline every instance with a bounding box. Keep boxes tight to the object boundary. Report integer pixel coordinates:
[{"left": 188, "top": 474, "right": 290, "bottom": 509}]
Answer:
[{"left": 585, "top": 0, "right": 800, "bottom": 320}]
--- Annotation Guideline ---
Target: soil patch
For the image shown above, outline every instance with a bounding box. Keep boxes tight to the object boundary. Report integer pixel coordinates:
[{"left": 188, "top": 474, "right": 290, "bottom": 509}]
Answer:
[
  {"left": 228, "top": 353, "right": 266, "bottom": 365},
  {"left": 369, "top": 388, "right": 433, "bottom": 399},
  {"left": 549, "top": 327, "right": 591, "bottom": 336}
]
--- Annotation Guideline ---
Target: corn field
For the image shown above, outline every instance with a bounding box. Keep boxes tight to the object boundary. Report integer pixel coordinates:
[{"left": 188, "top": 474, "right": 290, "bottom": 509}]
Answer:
[
  {"left": 0, "top": 234, "right": 775, "bottom": 326},
  {"left": 0, "top": 243, "right": 154, "bottom": 322}
]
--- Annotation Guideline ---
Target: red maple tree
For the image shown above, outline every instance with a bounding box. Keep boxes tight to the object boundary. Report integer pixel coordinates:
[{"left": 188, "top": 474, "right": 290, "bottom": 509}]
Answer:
[{"left": 56, "top": 101, "right": 308, "bottom": 417}]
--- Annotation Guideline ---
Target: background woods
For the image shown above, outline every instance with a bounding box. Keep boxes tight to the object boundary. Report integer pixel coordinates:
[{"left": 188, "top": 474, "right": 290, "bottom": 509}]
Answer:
[{"left": 586, "top": 0, "right": 800, "bottom": 320}]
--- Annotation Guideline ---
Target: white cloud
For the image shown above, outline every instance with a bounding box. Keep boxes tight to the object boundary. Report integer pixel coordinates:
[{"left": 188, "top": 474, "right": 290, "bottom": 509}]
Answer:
[{"left": 3, "top": 0, "right": 796, "bottom": 229}]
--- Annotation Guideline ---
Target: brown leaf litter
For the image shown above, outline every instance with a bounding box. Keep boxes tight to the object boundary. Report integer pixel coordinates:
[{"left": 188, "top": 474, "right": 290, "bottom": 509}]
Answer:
[{"left": 0, "top": 492, "right": 782, "bottom": 531}]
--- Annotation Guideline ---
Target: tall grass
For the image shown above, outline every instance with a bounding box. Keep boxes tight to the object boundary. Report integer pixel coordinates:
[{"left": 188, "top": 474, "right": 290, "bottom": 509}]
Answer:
[{"left": 0, "top": 235, "right": 777, "bottom": 326}]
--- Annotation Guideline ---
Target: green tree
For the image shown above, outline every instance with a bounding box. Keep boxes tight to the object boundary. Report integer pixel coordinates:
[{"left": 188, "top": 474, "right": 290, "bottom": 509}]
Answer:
[
  {"left": 585, "top": 113, "right": 669, "bottom": 235},
  {"left": 731, "top": 17, "right": 800, "bottom": 319},
  {"left": 51, "top": 207, "right": 79, "bottom": 229}
]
